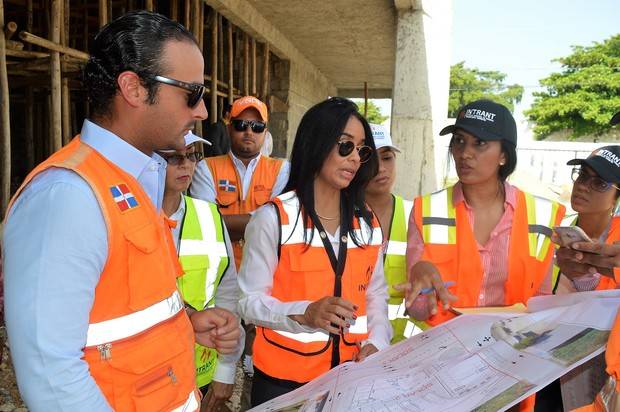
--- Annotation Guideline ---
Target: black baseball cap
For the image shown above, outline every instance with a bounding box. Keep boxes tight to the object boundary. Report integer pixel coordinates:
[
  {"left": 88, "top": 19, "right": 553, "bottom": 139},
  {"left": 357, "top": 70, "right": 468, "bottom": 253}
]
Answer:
[
  {"left": 611, "top": 111, "right": 620, "bottom": 126},
  {"left": 567, "top": 145, "right": 620, "bottom": 184},
  {"left": 440, "top": 99, "right": 517, "bottom": 146}
]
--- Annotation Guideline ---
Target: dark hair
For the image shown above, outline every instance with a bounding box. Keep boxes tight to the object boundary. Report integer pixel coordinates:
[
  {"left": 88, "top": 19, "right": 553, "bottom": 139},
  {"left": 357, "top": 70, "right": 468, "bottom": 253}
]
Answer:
[
  {"left": 222, "top": 102, "right": 232, "bottom": 117},
  {"left": 83, "top": 11, "right": 197, "bottom": 119},
  {"left": 499, "top": 141, "right": 517, "bottom": 180},
  {"left": 284, "top": 97, "right": 379, "bottom": 247}
]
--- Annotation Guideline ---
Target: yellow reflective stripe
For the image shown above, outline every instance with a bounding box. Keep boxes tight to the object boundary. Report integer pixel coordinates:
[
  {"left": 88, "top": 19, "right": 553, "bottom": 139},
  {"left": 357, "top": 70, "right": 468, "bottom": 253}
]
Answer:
[
  {"left": 525, "top": 193, "right": 538, "bottom": 258},
  {"left": 537, "top": 201, "right": 559, "bottom": 261},
  {"left": 86, "top": 290, "right": 183, "bottom": 347},
  {"left": 170, "top": 389, "right": 200, "bottom": 412},
  {"left": 421, "top": 194, "right": 432, "bottom": 243},
  {"left": 421, "top": 187, "right": 456, "bottom": 245}
]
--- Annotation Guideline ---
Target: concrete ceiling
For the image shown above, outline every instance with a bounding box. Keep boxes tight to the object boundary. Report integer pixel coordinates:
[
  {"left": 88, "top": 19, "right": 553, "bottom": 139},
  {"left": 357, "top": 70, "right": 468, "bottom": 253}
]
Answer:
[{"left": 246, "top": 0, "right": 396, "bottom": 97}]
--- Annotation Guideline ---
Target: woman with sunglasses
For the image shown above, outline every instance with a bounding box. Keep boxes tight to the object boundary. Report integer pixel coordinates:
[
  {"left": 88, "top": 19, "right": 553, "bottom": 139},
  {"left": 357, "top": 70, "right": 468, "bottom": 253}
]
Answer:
[
  {"left": 402, "top": 99, "right": 565, "bottom": 330},
  {"left": 238, "top": 97, "right": 391, "bottom": 406},
  {"left": 554, "top": 146, "right": 620, "bottom": 293},
  {"left": 161, "top": 132, "right": 244, "bottom": 412}
]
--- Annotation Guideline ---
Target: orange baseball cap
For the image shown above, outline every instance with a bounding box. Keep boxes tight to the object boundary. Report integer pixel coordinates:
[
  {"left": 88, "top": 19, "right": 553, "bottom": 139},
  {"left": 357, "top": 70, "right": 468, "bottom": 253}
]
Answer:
[{"left": 230, "top": 96, "right": 269, "bottom": 122}]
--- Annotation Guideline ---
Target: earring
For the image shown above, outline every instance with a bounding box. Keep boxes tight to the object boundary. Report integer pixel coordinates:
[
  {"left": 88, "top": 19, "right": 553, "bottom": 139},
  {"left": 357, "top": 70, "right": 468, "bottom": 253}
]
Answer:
[{"left": 499, "top": 161, "right": 505, "bottom": 166}]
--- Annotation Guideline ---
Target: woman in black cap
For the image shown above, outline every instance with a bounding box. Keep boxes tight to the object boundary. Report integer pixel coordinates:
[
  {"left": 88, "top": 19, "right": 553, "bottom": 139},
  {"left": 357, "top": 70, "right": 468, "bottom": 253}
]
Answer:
[
  {"left": 399, "top": 99, "right": 566, "bottom": 331},
  {"left": 554, "top": 145, "right": 620, "bottom": 293}
]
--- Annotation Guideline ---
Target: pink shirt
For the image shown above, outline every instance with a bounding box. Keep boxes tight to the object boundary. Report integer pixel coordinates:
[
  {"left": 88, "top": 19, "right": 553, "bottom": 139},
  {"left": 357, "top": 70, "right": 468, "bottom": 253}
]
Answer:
[{"left": 406, "top": 182, "right": 552, "bottom": 307}]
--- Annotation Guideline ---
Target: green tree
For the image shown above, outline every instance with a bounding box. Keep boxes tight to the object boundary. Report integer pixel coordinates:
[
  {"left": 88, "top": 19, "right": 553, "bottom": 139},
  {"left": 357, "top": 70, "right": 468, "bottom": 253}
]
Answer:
[
  {"left": 526, "top": 34, "right": 620, "bottom": 140},
  {"left": 449, "top": 62, "right": 524, "bottom": 117},
  {"left": 354, "top": 100, "right": 389, "bottom": 125}
]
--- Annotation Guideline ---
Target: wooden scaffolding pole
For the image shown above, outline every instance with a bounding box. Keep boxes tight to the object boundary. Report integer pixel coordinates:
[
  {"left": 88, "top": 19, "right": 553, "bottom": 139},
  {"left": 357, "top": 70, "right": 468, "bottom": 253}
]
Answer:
[
  {"left": 184, "top": 0, "right": 190, "bottom": 29},
  {"left": 99, "top": 0, "right": 108, "bottom": 28},
  {"left": 191, "top": 0, "right": 201, "bottom": 134},
  {"left": 170, "top": 0, "right": 178, "bottom": 21},
  {"left": 210, "top": 10, "right": 217, "bottom": 124},
  {"left": 61, "top": 0, "right": 71, "bottom": 144},
  {"left": 261, "top": 42, "right": 269, "bottom": 101},
  {"left": 25, "top": 0, "right": 34, "bottom": 170},
  {"left": 145, "top": 0, "right": 153, "bottom": 12},
  {"left": 19, "top": 32, "right": 89, "bottom": 61},
  {"left": 50, "top": 0, "right": 62, "bottom": 152},
  {"left": 227, "top": 21, "right": 233, "bottom": 104},
  {"left": 243, "top": 33, "right": 248, "bottom": 96},
  {"left": 0, "top": 0, "right": 11, "bottom": 215},
  {"left": 251, "top": 37, "right": 256, "bottom": 96}
]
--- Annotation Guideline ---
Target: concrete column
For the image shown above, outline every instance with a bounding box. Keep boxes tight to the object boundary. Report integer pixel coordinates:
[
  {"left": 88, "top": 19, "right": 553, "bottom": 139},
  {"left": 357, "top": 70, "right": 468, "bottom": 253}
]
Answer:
[{"left": 391, "top": 0, "right": 452, "bottom": 199}]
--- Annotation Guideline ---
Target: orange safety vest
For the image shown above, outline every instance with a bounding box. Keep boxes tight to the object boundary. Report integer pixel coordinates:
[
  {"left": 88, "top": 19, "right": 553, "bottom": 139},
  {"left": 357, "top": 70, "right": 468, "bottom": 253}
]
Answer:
[
  {"left": 413, "top": 185, "right": 565, "bottom": 327},
  {"left": 253, "top": 191, "right": 383, "bottom": 383},
  {"left": 205, "top": 154, "right": 284, "bottom": 268},
  {"left": 7, "top": 137, "right": 200, "bottom": 412},
  {"left": 595, "top": 217, "right": 620, "bottom": 291}
]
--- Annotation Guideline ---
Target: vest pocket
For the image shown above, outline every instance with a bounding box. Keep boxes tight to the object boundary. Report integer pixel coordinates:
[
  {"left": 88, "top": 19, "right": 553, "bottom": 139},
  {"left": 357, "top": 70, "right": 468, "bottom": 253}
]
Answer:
[
  {"left": 287, "top": 249, "right": 332, "bottom": 300},
  {"left": 105, "top": 316, "right": 193, "bottom": 411},
  {"left": 124, "top": 222, "right": 177, "bottom": 310},
  {"left": 253, "top": 187, "right": 272, "bottom": 206}
]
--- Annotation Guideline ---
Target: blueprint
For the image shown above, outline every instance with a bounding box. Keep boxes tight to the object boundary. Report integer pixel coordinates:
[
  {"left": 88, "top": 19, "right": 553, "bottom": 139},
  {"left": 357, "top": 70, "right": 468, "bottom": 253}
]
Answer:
[{"left": 250, "top": 290, "right": 620, "bottom": 412}]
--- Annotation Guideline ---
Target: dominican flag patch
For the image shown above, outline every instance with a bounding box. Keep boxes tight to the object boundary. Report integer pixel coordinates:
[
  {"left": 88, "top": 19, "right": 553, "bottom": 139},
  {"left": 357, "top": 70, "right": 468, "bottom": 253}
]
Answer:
[
  {"left": 110, "top": 184, "right": 139, "bottom": 212},
  {"left": 218, "top": 179, "right": 236, "bottom": 192}
]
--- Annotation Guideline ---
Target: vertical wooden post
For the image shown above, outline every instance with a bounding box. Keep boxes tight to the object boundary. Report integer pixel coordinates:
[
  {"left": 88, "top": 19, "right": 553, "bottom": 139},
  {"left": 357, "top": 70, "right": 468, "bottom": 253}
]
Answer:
[
  {"left": 217, "top": 14, "right": 223, "bottom": 87},
  {"left": 0, "top": 0, "right": 11, "bottom": 214},
  {"left": 170, "top": 0, "right": 178, "bottom": 21},
  {"left": 61, "top": 0, "right": 71, "bottom": 144},
  {"left": 227, "top": 22, "right": 233, "bottom": 104},
  {"left": 145, "top": 0, "right": 153, "bottom": 12},
  {"left": 364, "top": 81, "right": 368, "bottom": 118},
  {"left": 51, "top": 0, "right": 62, "bottom": 152},
  {"left": 251, "top": 37, "right": 256, "bottom": 96},
  {"left": 261, "top": 42, "right": 269, "bottom": 101},
  {"left": 191, "top": 0, "right": 201, "bottom": 134},
  {"left": 243, "top": 33, "right": 249, "bottom": 96},
  {"left": 184, "top": 0, "right": 190, "bottom": 29},
  {"left": 25, "top": 0, "right": 34, "bottom": 169},
  {"left": 99, "top": 0, "right": 108, "bottom": 28},
  {"left": 210, "top": 10, "right": 217, "bottom": 124}
]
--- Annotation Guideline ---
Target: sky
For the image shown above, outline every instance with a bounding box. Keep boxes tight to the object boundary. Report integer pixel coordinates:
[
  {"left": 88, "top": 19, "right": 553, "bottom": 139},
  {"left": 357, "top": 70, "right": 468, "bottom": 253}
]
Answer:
[{"left": 375, "top": 0, "right": 618, "bottom": 124}]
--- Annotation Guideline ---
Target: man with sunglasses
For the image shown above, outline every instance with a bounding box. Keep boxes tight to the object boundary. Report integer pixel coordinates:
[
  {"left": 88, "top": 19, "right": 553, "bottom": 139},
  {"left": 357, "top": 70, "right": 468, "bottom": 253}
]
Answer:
[
  {"left": 191, "top": 95, "right": 290, "bottom": 270},
  {"left": 1, "top": 11, "right": 228, "bottom": 412}
]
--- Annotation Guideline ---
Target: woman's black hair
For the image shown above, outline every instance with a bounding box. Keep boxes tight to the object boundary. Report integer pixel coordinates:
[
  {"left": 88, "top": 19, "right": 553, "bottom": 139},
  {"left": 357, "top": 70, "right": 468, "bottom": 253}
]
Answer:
[
  {"left": 499, "top": 141, "right": 517, "bottom": 181},
  {"left": 83, "top": 11, "right": 198, "bottom": 119},
  {"left": 283, "top": 97, "right": 379, "bottom": 247}
]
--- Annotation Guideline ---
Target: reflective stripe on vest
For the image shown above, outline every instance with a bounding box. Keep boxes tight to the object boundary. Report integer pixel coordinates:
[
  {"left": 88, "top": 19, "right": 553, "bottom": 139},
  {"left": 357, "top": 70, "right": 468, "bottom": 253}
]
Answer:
[
  {"left": 86, "top": 290, "right": 183, "bottom": 347},
  {"left": 271, "top": 315, "right": 369, "bottom": 344},
  {"left": 178, "top": 196, "right": 228, "bottom": 310},
  {"left": 420, "top": 188, "right": 559, "bottom": 261},
  {"left": 385, "top": 196, "right": 413, "bottom": 257},
  {"left": 420, "top": 186, "right": 456, "bottom": 244},
  {"left": 170, "top": 389, "right": 200, "bottom": 412}
]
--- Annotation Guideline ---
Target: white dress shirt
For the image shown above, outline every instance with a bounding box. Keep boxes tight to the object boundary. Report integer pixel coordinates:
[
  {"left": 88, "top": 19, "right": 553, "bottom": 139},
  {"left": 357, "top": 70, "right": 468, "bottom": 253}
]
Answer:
[
  {"left": 169, "top": 194, "right": 245, "bottom": 384},
  {"left": 237, "top": 203, "right": 392, "bottom": 351}
]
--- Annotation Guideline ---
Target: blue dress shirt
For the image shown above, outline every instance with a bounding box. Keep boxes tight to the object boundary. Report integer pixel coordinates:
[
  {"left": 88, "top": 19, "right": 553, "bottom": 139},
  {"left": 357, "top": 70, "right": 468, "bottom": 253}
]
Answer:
[{"left": 2, "top": 120, "right": 166, "bottom": 411}]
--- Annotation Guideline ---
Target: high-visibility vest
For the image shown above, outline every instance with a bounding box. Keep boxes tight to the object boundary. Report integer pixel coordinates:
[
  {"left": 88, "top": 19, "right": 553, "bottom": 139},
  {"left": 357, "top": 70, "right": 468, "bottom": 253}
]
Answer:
[
  {"left": 253, "top": 191, "right": 383, "bottom": 383},
  {"left": 205, "top": 154, "right": 284, "bottom": 269},
  {"left": 177, "top": 196, "right": 230, "bottom": 388},
  {"left": 6, "top": 137, "right": 200, "bottom": 412},
  {"left": 413, "top": 185, "right": 566, "bottom": 328},
  {"left": 383, "top": 195, "right": 421, "bottom": 342},
  {"left": 553, "top": 215, "right": 620, "bottom": 293}
]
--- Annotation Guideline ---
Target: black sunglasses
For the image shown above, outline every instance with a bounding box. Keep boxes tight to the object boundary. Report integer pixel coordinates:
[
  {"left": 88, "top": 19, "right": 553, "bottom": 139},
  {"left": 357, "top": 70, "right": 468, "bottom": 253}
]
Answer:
[
  {"left": 571, "top": 167, "right": 620, "bottom": 193},
  {"left": 159, "top": 151, "right": 204, "bottom": 166},
  {"left": 231, "top": 119, "right": 267, "bottom": 133},
  {"left": 337, "top": 140, "right": 373, "bottom": 163},
  {"left": 153, "top": 75, "right": 206, "bottom": 108}
]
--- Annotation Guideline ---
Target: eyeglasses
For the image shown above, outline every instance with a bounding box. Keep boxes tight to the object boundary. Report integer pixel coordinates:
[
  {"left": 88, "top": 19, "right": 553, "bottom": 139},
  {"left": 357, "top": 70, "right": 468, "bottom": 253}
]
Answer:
[
  {"left": 153, "top": 75, "right": 206, "bottom": 108},
  {"left": 231, "top": 119, "right": 267, "bottom": 133},
  {"left": 159, "top": 151, "right": 204, "bottom": 166},
  {"left": 571, "top": 167, "right": 620, "bottom": 192},
  {"left": 337, "top": 140, "right": 373, "bottom": 163}
]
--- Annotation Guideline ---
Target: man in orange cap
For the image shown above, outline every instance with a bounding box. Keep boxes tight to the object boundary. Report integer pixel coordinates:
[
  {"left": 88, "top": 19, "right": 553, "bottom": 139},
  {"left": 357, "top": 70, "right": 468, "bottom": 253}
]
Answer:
[{"left": 191, "top": 95, "right": 289, "bottom": 270}]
